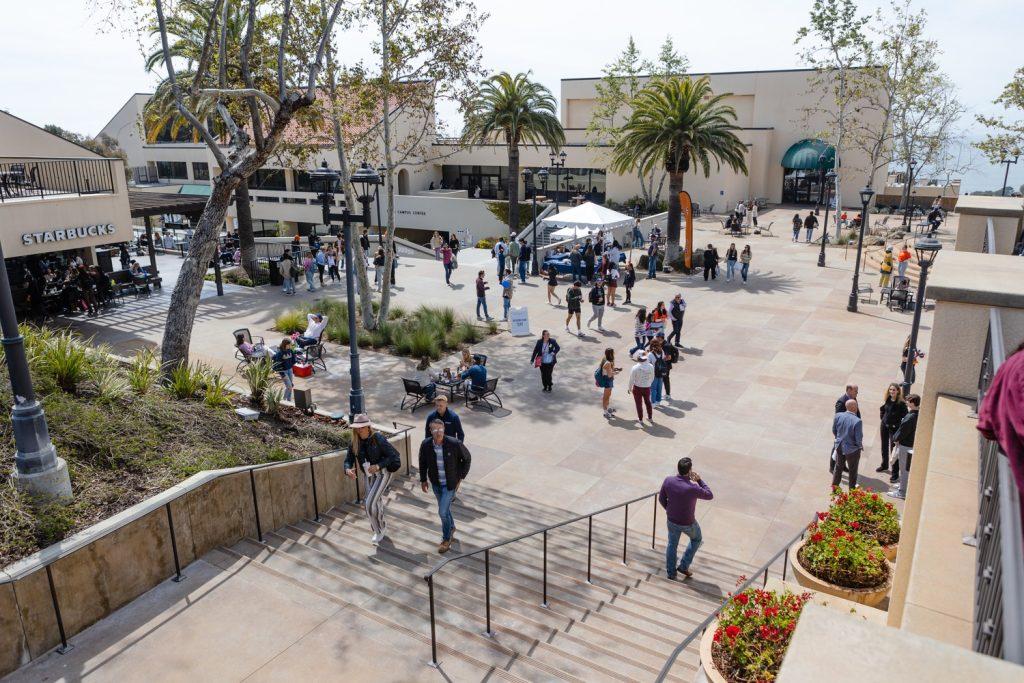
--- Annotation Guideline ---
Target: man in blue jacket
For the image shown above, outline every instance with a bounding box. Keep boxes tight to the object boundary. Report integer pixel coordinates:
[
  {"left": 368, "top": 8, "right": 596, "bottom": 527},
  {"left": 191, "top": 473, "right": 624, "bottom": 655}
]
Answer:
[
  {"left": 423, "top": 395, "right": 464, "bottom": 441},
  {"left": 832, "top": 399, "right": 864, "bottom": 490}
]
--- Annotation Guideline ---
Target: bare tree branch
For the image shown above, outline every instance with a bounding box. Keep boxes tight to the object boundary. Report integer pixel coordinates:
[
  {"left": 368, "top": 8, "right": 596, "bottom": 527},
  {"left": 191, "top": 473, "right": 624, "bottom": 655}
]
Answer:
[
  {"left": 278, "top": 0, "right": 292, "bottom": 98},
  {"left": 239, "top": 0, "right": 265, "bottom": 150},
  {"left": 199, "top": 87, "right": 281, "bottom": 112},
  {"left": 190, "top": 0, "right": 223, "bottom": 96},
  {"left": 304, "top": 0, "right": 345, "bottom": 101},
  {"left": 218, "top": 0, "right": 229, "bottom": 88}
]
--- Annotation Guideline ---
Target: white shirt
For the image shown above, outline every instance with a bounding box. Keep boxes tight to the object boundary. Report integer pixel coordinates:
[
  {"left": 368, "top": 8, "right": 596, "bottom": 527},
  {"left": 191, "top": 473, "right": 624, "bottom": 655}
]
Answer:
[
  {"left": 628, "top": 361, "right": 655, "bottom": 390},
  {"left": 304, "top": 314, "right": 329, "bottom": 339}
]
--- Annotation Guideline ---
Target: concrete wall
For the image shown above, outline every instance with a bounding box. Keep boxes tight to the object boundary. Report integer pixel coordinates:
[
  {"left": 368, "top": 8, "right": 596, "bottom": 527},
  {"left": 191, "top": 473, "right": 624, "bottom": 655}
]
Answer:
[
  {"left": 0, "top": 112, "right": 103, "bottom": 159},
  {"left": 0, "top": 429, "right": 414, "bottom": 678},
  {"left": 953, "top": 195, "right": 1024, "bottom": 254},
  {"left": 98, "top": 93, "right": 151, "bottom": 169}
]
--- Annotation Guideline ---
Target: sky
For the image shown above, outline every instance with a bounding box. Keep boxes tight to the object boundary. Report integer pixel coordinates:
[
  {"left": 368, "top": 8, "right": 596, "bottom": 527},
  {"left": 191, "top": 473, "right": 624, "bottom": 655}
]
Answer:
[{"left": 1, "top": 0, "right": 1020, "bottom": 193}]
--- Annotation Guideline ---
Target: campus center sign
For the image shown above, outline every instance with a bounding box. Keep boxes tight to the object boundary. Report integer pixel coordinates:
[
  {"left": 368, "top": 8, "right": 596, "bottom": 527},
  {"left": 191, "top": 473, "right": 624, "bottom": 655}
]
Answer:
[{"left": 22, "top": 224, "right": 117, "bottom": 246}]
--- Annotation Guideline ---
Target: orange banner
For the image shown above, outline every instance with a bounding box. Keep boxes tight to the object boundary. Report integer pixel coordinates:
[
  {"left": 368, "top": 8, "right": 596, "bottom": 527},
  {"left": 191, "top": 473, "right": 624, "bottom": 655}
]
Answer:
[{"left": 679, "top": 191, "right": 693, "bottom": 270}]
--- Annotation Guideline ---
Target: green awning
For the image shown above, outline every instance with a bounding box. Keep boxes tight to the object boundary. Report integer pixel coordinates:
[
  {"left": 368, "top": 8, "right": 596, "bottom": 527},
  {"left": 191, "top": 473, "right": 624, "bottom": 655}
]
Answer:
[
  {"left": 781, "top": 139, "right": 835, "bottom": 171},
  {"left": 177, "top": 184, "right": 213, "bottom": 196}
]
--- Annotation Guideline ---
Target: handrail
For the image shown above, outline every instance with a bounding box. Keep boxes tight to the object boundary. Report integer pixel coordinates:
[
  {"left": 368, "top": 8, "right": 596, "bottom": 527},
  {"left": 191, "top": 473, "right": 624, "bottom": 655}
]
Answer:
[
  {"left": 654, "top": 516, "right": 814, "bottom": 681},
  {"left": 422, "top": 489, "right": 661, "bottom": 665}
]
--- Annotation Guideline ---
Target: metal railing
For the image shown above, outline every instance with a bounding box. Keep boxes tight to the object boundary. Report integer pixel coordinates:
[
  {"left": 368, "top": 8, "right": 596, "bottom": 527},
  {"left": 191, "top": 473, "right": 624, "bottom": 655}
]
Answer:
[
  {"left": 0, "top": 157, "right": 116, "bottom": 203},
  {"left": 422, "top": 490, "right": 661, "bottom": 666},
  {"left": 654, "top": 518, "right": 814, "bottom": 681},
  {"left": 973, "top": 302, "right": 1024, "bottom": 663}
]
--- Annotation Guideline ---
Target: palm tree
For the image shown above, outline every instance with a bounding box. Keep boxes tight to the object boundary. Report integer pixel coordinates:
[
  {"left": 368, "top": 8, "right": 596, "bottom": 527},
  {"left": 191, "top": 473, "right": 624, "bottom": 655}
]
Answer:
[
  {"left": 463, "top": 72, "right": 565, "bottom": 238},
  {"left": 611, "top": 76, "right": 747, "bottom": 263}
]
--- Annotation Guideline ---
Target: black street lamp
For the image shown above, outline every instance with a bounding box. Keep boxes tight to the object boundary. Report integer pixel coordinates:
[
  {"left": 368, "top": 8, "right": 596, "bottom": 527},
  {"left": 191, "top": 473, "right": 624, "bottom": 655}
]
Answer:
[
  {"left": 549, "top": 150, "right": 567, "bottom": 213},
  {"left": 999, "top": 149, "right": 1019, "bottom": 196},
  {"left": 815, "top": 152, "right": 826, "bottom": 215},
  {"left": 901, "top": 237, "right": 942, "bottom": 397},
  {"left": 308, "top": 160, "right": 381, "bottom": 419},
  {"left": 901, "top": 158, "right": 917, "bottom": 227},
  {"left": 818, "top": 169, "right": 837, "bottom": 268},
  {"left": 522, "top": 168, "right": 545, "bottom": 276},
  {"left": 847, "top": 185, "right": 875, "bottom": 313}
]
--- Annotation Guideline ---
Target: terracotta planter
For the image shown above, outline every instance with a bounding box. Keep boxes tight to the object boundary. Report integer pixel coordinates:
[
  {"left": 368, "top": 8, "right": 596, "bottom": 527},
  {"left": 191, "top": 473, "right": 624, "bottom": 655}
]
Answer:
[
  {"left": 789, "top": 540, "right": 892, "bottom": 607},
  {"left": 698, "top": 619, "right": 729, "bottom": 683},
  {"left": 881, "top": 542, "right": 898, "bottom": 563}
]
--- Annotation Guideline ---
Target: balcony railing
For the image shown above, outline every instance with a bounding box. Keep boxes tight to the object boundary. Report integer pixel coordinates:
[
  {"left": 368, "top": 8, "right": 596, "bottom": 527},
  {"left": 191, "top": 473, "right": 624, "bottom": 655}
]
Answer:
[{"left": 0, "top": 157, "right": 116, "bottom": 203}]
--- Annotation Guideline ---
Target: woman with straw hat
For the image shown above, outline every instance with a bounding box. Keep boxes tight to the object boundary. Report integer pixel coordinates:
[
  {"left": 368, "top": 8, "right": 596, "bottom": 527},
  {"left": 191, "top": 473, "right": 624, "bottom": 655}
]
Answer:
[{"left": 345, "top": 414, "right": 403, "bottom": 544}]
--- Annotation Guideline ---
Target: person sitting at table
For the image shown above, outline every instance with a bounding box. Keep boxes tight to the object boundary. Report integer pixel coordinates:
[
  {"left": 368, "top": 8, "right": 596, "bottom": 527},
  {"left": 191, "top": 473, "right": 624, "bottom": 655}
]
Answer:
[
  {"left": 458, "top": 348, "right": 474, "bottom": 372},
  {"left": 460, "top": 356, "right": 488, "bottom": 397},
  {"left": 296, "top": 313, "right": 328, "bottom": 348},
  {"left": 129, "top": 260, "right": 151, "bottom": 294},
  {"left": 90, "top": 266, "right": 113, "bottom": 305}
]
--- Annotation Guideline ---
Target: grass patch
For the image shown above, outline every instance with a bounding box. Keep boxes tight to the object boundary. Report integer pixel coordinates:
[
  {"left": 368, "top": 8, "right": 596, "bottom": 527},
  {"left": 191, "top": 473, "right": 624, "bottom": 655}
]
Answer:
[{"left": 204, "top": 267, "right": 255, "bottom": 287}]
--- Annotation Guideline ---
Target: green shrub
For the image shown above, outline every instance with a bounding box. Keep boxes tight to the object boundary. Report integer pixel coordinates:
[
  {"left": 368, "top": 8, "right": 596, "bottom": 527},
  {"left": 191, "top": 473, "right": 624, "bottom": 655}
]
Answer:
[
  {"left": 164, "top": 362, "right": 207, "bottom": 400},
  {"left": 204, "top": 371, "right": 233, "bottom": 409},
  {"left": 476, "top": 238, "right": 495, "bottom": 249},
  {"left": 265, "top": 386, "right": 284, "bottom": 417},
  {"left": 450, "top": 319, "right": 481, "bottom": 346},
  {"left": 126, "top": 348, "right": 160, "bottom": 395},
  {"left": 38, "top": 331, "right": 93, "bottom": 393},
  {"left": 33, "top": 502, "right": 76, "bottom": 547},
  {"left": 274, "top": 310, "right": 307, "bottom": 334},
  {"left": 242, "top": 358, "right": 275, "bottom": 409},
  {"left": 484, "top": 201, "right": 533, "bottom": 230},
  {"left": 388, "top": 305, "right": 406, "bottom": 321},
  {"left": 93, "top": 367, "right": 129, "bottom": 404},
  {"left": 409, "top": 327, "right": 440, "bottom": 360},
  {"left": 487, "top": 320, "right": 499, "bottom": 335}
]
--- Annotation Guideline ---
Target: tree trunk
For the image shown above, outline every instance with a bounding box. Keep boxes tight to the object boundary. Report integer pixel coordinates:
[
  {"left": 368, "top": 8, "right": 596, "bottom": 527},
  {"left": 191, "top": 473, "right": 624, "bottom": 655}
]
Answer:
[
  {"left": 160, "top": 178, "right": 237, "bottom": 371},
  {"left": 665, "top": 171, "right": 683, "bottom": 262},
  {"left": 374, "top": 1, "right": 396, "bottom": 328},
  {"left": 234, "top": 184, "right": 257, "bottom": 278},
  {"left": 507, "top": 145, "right": 519, "bottom": 235}
]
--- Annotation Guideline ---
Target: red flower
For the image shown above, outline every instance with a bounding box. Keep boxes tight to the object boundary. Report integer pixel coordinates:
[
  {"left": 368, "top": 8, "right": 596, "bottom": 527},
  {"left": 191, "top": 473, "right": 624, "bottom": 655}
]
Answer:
[
  {"left": 726, "top": 625, "right": 741, "bottom": 639},
  {"left": 744, "top": 609, "right": 756, "bottom": 619},
  {"left": 764, "top": 607, "right": 779, "bottom": 618},
  {"left": 811, "top": 532, "right": 824, "bottom": 543},
  {"left": 817, "top": 511, "right": 828, "bottom": 521},
  {"left": 872, "top": 493, "right": 879, "bottom": 500},
  {"left": 850, "top": 521, "right": 860, "bottom": 530},
  {"left": 735, "top": 593, "right": 750, "bottom": 605},
  {"left": 834, "top": 528, "right": 846, "bottom": 538},
  {"left": 713, "top": 628, "right": 722, "bottom": 643}
]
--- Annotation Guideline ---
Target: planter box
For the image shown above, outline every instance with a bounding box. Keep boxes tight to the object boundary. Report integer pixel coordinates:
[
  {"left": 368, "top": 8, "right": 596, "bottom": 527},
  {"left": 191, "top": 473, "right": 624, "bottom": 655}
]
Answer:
[
  {"left": 788, "top": 540, "right": 892, "bottom": 607},
  {"left": 699, "top": 619, "right": 729, "bottom": 683},
  {"left": 882, "top": 542, "right": 898, "bottom": 563}
]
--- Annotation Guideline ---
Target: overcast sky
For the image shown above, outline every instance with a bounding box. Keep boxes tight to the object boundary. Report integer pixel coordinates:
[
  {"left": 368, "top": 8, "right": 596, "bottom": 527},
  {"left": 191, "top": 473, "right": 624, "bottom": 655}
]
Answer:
[{"left": 1, "top": 0, "right": 1020, "bottom": 192}]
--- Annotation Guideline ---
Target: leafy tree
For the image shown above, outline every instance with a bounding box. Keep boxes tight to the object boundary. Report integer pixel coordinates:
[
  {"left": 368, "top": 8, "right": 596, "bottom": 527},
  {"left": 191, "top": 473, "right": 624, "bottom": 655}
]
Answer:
[
  {"left": 610, "top": 76, "right": 747, "bottom": 263},
  {"left": 463, "top": 72, "right": 564, "bottom": 245},
  {"left": 976, "top": 66, "right": 1024, "bottom": 164}
]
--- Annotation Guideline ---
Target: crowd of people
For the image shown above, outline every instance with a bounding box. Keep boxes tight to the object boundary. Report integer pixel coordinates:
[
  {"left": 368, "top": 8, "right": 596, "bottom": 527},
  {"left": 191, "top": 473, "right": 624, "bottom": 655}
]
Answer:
[{"left": 277, "top": 230, "right": 398, "bottom": 296}]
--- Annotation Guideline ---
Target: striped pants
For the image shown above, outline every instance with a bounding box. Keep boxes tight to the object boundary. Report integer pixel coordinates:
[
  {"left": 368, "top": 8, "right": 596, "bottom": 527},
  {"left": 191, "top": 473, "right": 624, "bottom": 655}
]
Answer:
[{"left": 363, "top": 469, "right": 394, "bottom": 537}]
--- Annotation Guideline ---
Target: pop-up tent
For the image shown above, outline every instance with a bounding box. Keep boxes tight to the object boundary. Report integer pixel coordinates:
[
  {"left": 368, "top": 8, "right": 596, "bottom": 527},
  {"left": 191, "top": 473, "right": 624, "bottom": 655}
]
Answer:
[{"left": 541, "top": 201, "right": 634, "bottom": 240}]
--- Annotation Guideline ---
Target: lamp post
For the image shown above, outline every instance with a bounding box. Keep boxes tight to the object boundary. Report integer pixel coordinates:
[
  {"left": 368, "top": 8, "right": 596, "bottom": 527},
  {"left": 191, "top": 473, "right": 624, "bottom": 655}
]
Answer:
[
  {"left": 309, "top": 160, "right": 381, "bottom": 419},
  {"left": 549, "top": 150, "right": 566, "bottom": 213},
  {"left": 999, "top": 149, "right": 1019, "bottom": 196},
  {"left": 815, "top": 152, "right": 826, "bottom": 215},
  {"left": 901, "top": 237, "right": 941, "bottom": 397},
  {"left": 522, "top": 168, "right": 545, "bottom": 276},
  {"left": 847, "top": 185, "right": 875, "bottom": 313},
  {"left": 818, "top": 169, "right": 836, "bottom": 268},
  {"left": 2, "top": 247, "right": 72, "bottom": 501},
  {"left": 901, "top": 158, "right": 917, "bottom": 227}
]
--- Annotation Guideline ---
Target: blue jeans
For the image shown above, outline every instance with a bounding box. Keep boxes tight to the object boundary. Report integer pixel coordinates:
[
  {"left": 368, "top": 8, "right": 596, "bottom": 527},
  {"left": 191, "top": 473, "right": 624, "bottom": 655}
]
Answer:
[
  {"left": 571, "top": 263, "right": 580, "bottom": 282},
  {"left": 741, "top": 262, "right": 749, "bottom": 282},
  {"left": 647, "top": 257, "right": 657, "bottom": 278},
  {"left": 444, "top": 263, "right": 453, "bottom": 284},
  {"left": 476, "top": 296, "right": 489, "bottom": 319},
  {"left": 432, "top": 483, "right": 457, "bottom": 541},
  {"left": 282, "top": 277, "right": 295, "bottom": 294},
  {"left": 502, "top": 297, "right": 511, "bottom": 319},
  {"left": 279, "top": 369, "right": 294, "bottom": 401},
  {"left": 497, "top": 255, "right": 505, "bottom": 277},
  {"left": 630, "top": 336, "right": 646, "bottom": 355},
  {"left": 666, "top": 520, "right": 702, "bottom": 577},
  {"left": 518, "top": 259, "right": 527, "bottom": 283},
  {"left": 651, "top": 377, "right": 663, "bottom": 404},
  {"left": 726, "top": 260, "right": 736, "bottom": 280},
  {"left": 305, "top": 270, "right": 315, "bottom": 291},
  {"left": 633, "top": 230, "right": 644, "bottom": 248}
]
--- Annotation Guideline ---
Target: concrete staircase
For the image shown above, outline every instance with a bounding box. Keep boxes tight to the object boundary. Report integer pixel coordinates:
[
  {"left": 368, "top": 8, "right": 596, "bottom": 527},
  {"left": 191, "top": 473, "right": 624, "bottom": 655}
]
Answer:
[{"left": 203, "top": 479, "right": 753, "bottom": 682}]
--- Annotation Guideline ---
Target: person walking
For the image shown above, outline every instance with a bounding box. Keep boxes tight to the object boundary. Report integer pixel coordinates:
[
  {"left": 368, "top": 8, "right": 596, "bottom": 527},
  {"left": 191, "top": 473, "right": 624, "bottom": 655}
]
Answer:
[
  {"left": 739, "top": 245, "right": 752, "bottom": 284},
  {"left": 326, "top": 245, "right": 340, "bottom": 283},
  {"left": 751, "top": 202, "right": 759, "bottom": 230},
  {"left": 650, "top": 300, "right": 668, "bottom": 337},
  {"left": 500, "top": 269, "right": 514, "bottom": 321},
  {"left": 804, "top": 211, "right": 818, "bottom": 243},
  {"left": 659, "top": 457, "right": 713, "bottom": 580},
  {"left": 449, "top": 233, "right": 460, "bottom": 259},
  {"left": 494, "top": 237, "right": 507, "bottom": 278},
  {"left": 725, "top": 243, "right": 738, "bottom": 282},
  {"left": 587, "top": 280, "right": 606, "bottom": 331},
  {"left": 475, "top": 270, "right": 492, "bottom": 321},
  {"left": 877, "top": 383, "right": 907, "bottom": 475},
  {"left": 628, "top": 351, "right": 655, "bottom": 427},
  {"left": 565, "top": 281, "right": 583, "bottom": 336},
  {"left": 509, "top": 237, "right": 521, "bottom": 274},
  {"left": 657, "top": 332, "right": 679, "bottom": 399},
  {"left": 419, "top": 419, "right": 472, "bottom": 553},
  {"left": 887, "top": 393, "right": 919, "bottom": 499},
  {"left": 302, "top": 251, "right": 316, "bottom": 292},
  {"left": 623, "top": 262, "right": 636, "bottom": 304},
  {"left": 430, "top": 231, "right": 443, "bottom": 260},
  {"left": 597, "top": 348, "right": 621, "bottom": 418},
  {"left": 518, "top": 239, "right": 531, "bottom": 284},
  {"left": 346, "top": 414, "right": 402, "bottom": 545},
  {"left": 633, "top": 217, "right": 644, "bottom": 248},
  {"left": 314, "top": 248, "right": 327, "bottom": 286},
  {"left": 278, "top": 250, "right": 296, "bottom": 295},
  {"left": 648, "top": 337, "right": 667, "bottom": 406},
  {"left": 272, "top": 338, "right": 297, "bottom": 401},
  {"left": 570, "top": 245, "right": 582, "bottom": 283},
  {"left": 879, "top": 247, "right": 894, "bottom": 288},
  {"left": 702, "top": 243, "right": 718, "bottom": 281},
  {"left": 897, "top": 243, "right": 912, "bottom": 279},
  {"left": 545, "top": 265, "right": 562, "bottom": 305},
  {"left": 604, "top": 266, "right": 619, "bottom": 307},
  {"left": 667, "top": 293, "right": 685, "bottom": 347},
  {"left": 373, "top": 248, "right": 385, "bottom": 291},
  {"left": 584, "top": 241, "right": 596, "bottom": 284},
  {"left": 647, "top": 240, "right": 660, "bottom": 279},
  {"left": 791, "top": 213, "right": 802, "bottom": 242},
  {"left": 424, "top": 395, "right": 465, "bottom": 441},
  {"left": 832, "top": 399, "right": 864, "bottom": 491},
  {"left": 441, "top": 243, "right": 455, "bottom": 286},
  {"left": 530, "top": 329, "right": 561, "bottom": 392}
]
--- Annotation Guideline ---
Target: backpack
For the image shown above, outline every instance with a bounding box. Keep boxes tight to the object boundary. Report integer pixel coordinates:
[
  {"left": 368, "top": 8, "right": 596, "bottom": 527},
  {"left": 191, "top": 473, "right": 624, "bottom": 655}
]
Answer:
[
  {"left": 654, "top": 354, "right": 667, "bottom": 377},
  {"left": 594, "top": 364, "right": 604, "bottom": 387}
]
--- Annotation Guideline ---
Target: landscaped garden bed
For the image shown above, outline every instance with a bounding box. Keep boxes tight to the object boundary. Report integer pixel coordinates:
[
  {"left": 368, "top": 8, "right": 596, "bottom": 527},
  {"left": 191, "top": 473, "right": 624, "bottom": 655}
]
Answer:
[{"left": 0, "top": 327, "right": 351, "bottom": 568}]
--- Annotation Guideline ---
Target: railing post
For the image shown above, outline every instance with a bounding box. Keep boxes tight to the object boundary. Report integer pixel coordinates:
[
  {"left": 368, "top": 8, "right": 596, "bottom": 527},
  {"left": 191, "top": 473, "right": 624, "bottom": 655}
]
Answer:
[
  {"left": 107, "top": 159, "right": 115, "bottom": 194},
  {"left": 542, "top": 529, "right": 549, "bottom": 607},
  {"left": 763, "top": 567, "right": 769, "bottom": 587},
  {"left": 165, "top": 503, "right": 184, "bottom": 582},
  {"left": 249, "top": 468, "right": 263, "bottom": 542},
  {"left": 623, "top": 503, "right": 629, "bottom": 564},
  {"left": 652, "top": 492, "right": 658, "bottom": 549},
  {"left": 426, "top": 576, "right": 438, "bottom": 667},
  {"left": 73, "top": 161, "right": 82, "bottom": 196},
  {"left": 587, "top": 516, "right": 593, "bottom": 583},
  {"left": 45, "top": 565, "right": 72, "bottom": 654},
  {"left": 309, "top": 456, "right": 321, "bottom": 522},
  {"left": 484, "top": 549, "right": 492, "bottom": 636},
  {"left": 782, "top": 544, "right": 788, "bottom": 581}
]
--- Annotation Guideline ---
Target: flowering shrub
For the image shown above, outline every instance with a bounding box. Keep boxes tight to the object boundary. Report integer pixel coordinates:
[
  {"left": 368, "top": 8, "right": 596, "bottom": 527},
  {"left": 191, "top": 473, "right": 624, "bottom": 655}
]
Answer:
[
  {"left": 800, "top": 512, "right": 889, "bottom": 589},
  {"left": 711, "top": 586, "right": 812, "bottom": 682},
  {"left": 827, "top": 487, "right": 900, "bottom": 546}
]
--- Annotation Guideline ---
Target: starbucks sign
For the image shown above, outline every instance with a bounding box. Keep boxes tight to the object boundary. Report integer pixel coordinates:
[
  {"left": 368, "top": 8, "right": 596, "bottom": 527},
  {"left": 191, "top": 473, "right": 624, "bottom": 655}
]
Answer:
[{"left": 22, "top": 224, "right": 118, "bottom": 246}]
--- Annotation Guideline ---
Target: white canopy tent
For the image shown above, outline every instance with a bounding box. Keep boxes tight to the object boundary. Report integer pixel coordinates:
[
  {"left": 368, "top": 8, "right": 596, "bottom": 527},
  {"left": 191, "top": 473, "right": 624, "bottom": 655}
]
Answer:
[{"left": 541, "top": 202, "right": 634, "bottom": 240}]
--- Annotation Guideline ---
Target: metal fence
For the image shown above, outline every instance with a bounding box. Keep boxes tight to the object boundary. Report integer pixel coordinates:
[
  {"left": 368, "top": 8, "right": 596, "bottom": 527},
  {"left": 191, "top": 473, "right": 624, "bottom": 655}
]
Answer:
[{"left": 0, "top": 158, "right": 116, "bottom": 202}]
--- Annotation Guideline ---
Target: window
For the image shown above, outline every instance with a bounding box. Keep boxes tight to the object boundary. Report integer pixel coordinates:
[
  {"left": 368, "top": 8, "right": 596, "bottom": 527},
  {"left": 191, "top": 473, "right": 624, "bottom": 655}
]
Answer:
[
  {"left": 255, "top": 195, "right": 280, "bottom": 203},
  {"left": 156, "top": 161, "right": 188, "bottom": 180},
  {"left": 282, "top": 197, "right": 307, "bottom": 204},
  {"left": 248, "top": 168, "right": 286, "bottom": 191},
  {"left": 293, "top": 170, "right": 314, "bottom": 192},
  {"left": 192, "top": 162, "right": 210, "bottom": 181}
]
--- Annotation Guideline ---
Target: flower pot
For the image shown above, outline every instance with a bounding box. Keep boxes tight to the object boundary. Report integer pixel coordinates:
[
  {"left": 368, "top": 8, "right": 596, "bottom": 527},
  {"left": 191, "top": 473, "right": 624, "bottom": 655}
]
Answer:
[
  {"left": 698, "top": 619, "right": 729, "bottom": 683},
  {"left": 788, "top": 540, "right": 892, "bottom": 607},
  {"left": 882, "top": 542, "right": 898, "bottom": 563}
]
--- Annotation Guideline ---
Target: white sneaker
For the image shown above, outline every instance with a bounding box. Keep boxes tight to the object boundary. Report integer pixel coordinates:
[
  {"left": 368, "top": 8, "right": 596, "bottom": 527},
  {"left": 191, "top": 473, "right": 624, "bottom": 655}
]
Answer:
[
  {"left": 577, "top": 330, "right": 584, "bottom": 337},
  {"left": 603, "top": 410, "right": 611, "bottom": 418},
  {"left": 371, "top": 533, "right": 382, "bottom": 545},
  {"left": 636, "top": 420, "right": 645, "bottom": 428},
  {"left": 565, "top": 326, "right": 571, "bottom": 333}
]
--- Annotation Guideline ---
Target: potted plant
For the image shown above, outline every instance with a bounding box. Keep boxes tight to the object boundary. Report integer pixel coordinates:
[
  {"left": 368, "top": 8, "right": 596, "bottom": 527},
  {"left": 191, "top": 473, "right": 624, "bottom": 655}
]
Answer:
[
  {"left": 699, "top": 586, "right": 812, "bottom": 683},
  {"left": 828, "top": 488, "right": 900, "bottom": 561},
  {"left": 789, "top": 510, "right": 892, "bottom": 606}
]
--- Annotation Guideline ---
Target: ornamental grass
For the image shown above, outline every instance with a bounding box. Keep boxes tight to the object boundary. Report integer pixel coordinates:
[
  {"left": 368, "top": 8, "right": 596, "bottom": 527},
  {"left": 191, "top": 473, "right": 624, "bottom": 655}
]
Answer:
[{"left": 711, "top": 586, "right": 812, "bottom": 682}]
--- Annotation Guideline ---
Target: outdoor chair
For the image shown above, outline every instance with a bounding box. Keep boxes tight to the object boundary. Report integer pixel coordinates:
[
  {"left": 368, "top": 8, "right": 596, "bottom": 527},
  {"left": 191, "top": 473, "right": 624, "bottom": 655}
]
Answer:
[
  {"left": 234, "top": 328, "right": 265, "bottom": 372},
  {"left": 466, "top": 377, "right": 502, "bottom": 413},
  {"left": 858, "top": 284, "right": 876, "bottom": 305},
  {"left": 755, "top": 221, "right": 775, "bottom": 237},
  {"left": 401, "top": 378, "right": 430, "bottom": 412},
  {"left": 888, "top": 286, "right": 912, "bottom": 312},
  {"left": 304, "top": 330, "right": 327, "bottom": 371}
]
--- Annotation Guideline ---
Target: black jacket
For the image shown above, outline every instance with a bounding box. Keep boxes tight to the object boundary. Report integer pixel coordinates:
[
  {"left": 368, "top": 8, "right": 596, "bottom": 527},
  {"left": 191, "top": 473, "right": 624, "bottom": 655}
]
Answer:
[
  {"left": 893, "top": 410, "right": 918, "bottom": 447},
  {"left": 419, "top": 436, "right": 472, "bottom": 491},
  {"left": 835, "top": 393, "right": 861, "bottom": 418},
  {"left": 879, "top": 399, "right": 908, "bottom": 432},
  {"left": 531, "top": 338, "right": 561, "bottom": 366},
  {"left": 588, "top": 286, "right": 606, "bottom": 305},
  {"left": 424, "top": 408, "right": 464, "bottom": 441},
  {"left": 702, "top": 249, "right": 717, "bottom": 267},
  {"left": 344, "top": 431, "right": 403, "bottom": 472}
]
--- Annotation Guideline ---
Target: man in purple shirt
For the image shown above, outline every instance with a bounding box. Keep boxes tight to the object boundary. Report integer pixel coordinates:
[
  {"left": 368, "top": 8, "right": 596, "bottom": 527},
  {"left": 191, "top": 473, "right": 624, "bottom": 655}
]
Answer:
[{"left": 659, "top": 457, "right": 713, "bottom": 580}]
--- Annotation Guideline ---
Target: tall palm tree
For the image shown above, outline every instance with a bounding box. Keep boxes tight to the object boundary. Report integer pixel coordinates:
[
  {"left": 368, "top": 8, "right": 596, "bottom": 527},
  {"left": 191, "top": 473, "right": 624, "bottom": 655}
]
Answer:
[
  {"left": 611, "top": 76, "right": 747, "bottom": 262},
  {"left": 463, "top": 72, "right": 565, "bottom": 238}
]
